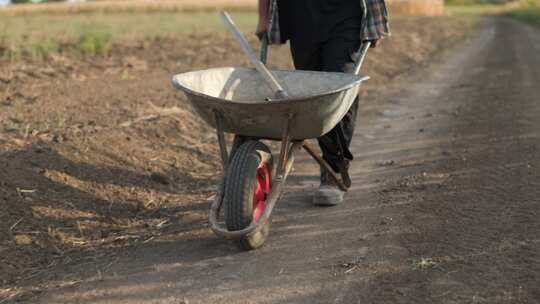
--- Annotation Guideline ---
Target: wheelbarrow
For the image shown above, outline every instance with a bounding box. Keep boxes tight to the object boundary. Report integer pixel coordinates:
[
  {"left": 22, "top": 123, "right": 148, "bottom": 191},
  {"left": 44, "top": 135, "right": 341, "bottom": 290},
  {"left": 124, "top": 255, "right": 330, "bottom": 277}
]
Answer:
[{"left": 171, "top": 14, "right": 371, "bottom": 250}]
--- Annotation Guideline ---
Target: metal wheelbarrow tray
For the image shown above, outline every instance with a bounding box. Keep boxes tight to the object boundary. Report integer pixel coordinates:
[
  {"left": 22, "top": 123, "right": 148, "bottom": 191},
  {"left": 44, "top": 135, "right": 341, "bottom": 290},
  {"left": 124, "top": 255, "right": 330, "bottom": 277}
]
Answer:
[
  {"left": 172, "top": 66, "right": 368, "bottom": 250},
  {"left": 173, "top": 67, "right": 368, "bottom": 140}
]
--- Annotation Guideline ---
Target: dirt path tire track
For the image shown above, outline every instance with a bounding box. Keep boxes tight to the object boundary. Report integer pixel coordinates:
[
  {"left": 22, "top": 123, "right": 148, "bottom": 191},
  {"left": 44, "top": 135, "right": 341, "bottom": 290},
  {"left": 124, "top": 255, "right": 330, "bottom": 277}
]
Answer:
[{"left": 36, "top": 17, "right": 540, "bottom": 304}]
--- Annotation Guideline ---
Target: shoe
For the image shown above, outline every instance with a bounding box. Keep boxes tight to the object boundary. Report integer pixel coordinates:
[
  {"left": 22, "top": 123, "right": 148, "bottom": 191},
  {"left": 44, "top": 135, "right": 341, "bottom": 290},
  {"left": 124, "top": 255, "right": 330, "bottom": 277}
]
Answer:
[{"left": 312, "top": 168, "right": 345, "bottom": 206}]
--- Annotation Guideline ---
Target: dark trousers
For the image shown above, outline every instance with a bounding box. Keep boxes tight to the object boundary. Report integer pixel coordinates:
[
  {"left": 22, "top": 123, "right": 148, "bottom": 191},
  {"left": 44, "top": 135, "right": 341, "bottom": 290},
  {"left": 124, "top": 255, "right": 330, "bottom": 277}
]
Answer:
[{"left": 289, "top": 28, "right": 361, "bottom": 173}]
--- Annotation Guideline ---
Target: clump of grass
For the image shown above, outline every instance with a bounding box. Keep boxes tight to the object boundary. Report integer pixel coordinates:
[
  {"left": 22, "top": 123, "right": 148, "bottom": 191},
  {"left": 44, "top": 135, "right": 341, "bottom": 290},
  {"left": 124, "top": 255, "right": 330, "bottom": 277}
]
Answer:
[
  {"left": 412, "top": 257, "right": 440, "bottom": 269},
  {"left": 77, "top": 26, "right": 112, "bottom": 55},
  {"left": 30, "top": 39, "right": 59, "bottom": 58}
]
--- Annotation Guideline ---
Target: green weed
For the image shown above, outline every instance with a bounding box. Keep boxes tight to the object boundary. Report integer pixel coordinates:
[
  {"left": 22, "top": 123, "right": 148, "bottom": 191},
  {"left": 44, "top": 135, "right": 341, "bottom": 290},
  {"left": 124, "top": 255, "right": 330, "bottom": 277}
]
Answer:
[
  {"left": 77, "top": 27, "right": 112, "bottom": 55},
  {"left": 30, "top": 39, "right": 59, "bottom": 58}
]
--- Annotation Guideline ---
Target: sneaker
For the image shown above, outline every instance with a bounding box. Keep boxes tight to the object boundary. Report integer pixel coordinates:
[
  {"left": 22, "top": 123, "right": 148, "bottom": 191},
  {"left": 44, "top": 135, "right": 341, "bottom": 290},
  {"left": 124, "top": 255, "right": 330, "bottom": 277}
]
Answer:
[{"left": 312, "top": 168, "right": 345, "bottom": 206}]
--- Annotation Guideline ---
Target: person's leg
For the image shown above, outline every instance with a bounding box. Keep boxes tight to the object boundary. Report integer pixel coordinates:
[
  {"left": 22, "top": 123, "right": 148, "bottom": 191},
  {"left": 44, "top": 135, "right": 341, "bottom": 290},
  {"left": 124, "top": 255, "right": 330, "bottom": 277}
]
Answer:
[
  {"left": 289, "top": 35, "right": 361, "bottom": 206},
  {"left": 317, "top": 30, "right": 362, "bottom": 173},
  {"left": 289, "top": 39, "right": 322, "bottom": 72},
  {"left": 310, "top": 28, "right": 362, "bottom": 206}
]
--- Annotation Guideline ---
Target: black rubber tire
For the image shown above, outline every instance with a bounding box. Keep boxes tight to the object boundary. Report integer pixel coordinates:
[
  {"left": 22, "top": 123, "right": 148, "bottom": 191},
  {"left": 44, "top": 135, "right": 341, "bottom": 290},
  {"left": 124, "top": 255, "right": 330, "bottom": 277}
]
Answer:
[
  {"left": 224, "top": 140, "right": 272, "bottom": 250},
  {"left": 230, "top": 135, "right": 247, "bottom": 159}
]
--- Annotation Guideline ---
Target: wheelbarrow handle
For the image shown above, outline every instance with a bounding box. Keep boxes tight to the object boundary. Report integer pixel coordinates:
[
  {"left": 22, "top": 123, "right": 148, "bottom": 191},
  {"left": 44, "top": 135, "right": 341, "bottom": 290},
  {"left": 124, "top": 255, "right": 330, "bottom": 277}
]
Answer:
[
  {"left": 353, "top": 41, "right": 372, "bottom": 76},
  {"left": 260, "top": 34, "right": 268, "bottom": 65}
]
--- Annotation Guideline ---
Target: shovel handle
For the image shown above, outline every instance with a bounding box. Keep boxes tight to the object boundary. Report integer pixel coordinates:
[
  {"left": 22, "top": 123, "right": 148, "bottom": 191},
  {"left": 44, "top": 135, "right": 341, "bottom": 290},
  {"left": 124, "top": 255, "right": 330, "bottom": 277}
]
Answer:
[{"left": 220, "top": 11, "right": 289, "bottom": 99}]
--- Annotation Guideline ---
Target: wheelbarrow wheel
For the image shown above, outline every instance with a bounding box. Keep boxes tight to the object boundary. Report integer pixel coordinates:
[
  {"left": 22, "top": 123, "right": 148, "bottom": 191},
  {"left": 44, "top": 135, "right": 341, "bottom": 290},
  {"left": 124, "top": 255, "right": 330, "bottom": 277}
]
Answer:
[{"left": 224, "top": 140, "right": 272, "bottom": 250}]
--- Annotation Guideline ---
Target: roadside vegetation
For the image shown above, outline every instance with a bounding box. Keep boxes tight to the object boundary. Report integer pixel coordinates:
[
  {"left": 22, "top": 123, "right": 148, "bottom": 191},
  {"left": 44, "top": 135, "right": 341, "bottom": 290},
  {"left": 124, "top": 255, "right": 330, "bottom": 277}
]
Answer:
[
  {"left": 445, "top": 0, "right": 540, "bottom": 27},
  {"left": 506, "top": 1, "right": 540, "bottom": 26},
  {"left": 446, "top": 0, "right": 514, "bottom": 4},
  {"left": 0, "top": 12, "right": 257, "bottom": 59},
  {"left": 445, "top": 0, "right": 522, "bottom": 15},
  {"left": 0, "top": 0, "right": 444, "bottom": 60}
]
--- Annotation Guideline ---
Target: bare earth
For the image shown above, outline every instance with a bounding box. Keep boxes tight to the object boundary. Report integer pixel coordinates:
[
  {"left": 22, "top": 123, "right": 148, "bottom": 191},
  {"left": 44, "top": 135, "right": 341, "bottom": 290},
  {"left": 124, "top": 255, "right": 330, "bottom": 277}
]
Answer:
[{"left": 2, "top": 16, "right": 540, "bottom": 303}]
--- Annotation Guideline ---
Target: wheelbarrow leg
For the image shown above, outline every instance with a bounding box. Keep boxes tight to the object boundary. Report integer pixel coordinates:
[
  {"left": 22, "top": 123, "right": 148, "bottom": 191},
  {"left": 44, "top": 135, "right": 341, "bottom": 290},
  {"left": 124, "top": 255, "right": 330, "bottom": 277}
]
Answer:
[
  {"left": 213, "top": 110, "right": 229, "bottom": 170},
  {"left": 333, "top": 133, "right": 352, "bottom": 188},
  {"left": 302, "top": 142, "right": 350, "bottom": 192},
  {"left": 277, "top": 114, "right": 294, "bottom": 179}
]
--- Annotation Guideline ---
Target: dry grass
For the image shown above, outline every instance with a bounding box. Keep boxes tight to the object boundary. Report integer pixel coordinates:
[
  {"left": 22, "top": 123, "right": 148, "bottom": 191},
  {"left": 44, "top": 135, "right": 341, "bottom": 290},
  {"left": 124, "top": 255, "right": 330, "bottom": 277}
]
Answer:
[
  {"left": 387, "top": 0, "right": 445, "bottom": 16},
  {"left": 0, "top": 0, "right": 446, "bottom": 58},
  {"left": 0, "top": 11, "right": 257, "bottom": 58},
  {"left": 0, "top": 0, "right": 445, "bottom": 16},
  {"left": 0, "top": 0, "right": 256, "bottom": 15}
]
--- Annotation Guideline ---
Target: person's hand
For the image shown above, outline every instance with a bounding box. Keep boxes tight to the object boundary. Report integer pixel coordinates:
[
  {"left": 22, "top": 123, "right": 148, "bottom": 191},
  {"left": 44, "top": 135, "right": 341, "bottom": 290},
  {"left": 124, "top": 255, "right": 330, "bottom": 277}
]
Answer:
[
  {"left": 255, "top": 17, "right": 269, "bottom": 39},
  {"left": 370, "top": 37, "right": 384, "bottom": 48}
]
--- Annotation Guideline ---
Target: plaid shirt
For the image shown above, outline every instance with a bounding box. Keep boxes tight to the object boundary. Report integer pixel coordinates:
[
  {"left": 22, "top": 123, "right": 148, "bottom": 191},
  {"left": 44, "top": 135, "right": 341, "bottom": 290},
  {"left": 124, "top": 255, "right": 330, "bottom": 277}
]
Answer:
[{"left": 268, "top": 0, "right": 389, "bottom": 44}]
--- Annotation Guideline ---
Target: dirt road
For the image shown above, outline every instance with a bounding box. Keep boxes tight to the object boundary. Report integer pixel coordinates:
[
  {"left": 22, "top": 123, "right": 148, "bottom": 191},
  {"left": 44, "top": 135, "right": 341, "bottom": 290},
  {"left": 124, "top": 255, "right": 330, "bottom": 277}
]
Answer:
[{"left": 27, "top": 17, "right": 540, "bottom": 303}]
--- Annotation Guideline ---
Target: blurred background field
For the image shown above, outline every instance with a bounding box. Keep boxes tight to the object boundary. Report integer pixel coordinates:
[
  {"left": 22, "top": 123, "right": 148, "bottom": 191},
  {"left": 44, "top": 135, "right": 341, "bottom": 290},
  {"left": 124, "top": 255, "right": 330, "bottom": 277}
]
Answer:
[
  {"left": 0, "top": 12, "right": 258, "bottom": 57},
  {"left": 1, "top": 0, "right": 443, "bottom": 14},
  {"left": 1, "top": 0, "right": 539, "bottom": 59},
  {"left": 0, "top": 0, "right": 446, "bottom": 59}
]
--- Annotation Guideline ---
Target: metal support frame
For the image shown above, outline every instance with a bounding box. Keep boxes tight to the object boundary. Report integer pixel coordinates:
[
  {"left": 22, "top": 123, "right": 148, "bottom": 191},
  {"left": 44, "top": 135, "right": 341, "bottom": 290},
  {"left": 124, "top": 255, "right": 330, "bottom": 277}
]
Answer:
[
  {"left": 302, "top": 141, "right": 350, "bottom": 192},
  {"left": 214, "top": 110, "right": 229, "bottom": 170},
  {"left": 276, "top": 114, "right": 294, "bottom": 178}
]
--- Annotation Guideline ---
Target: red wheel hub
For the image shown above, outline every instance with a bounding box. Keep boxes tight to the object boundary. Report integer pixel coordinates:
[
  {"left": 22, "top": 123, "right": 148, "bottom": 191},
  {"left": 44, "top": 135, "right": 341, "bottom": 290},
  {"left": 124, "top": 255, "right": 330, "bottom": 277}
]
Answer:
[{"left": 252, "top": 163, "right": 270, "bottom": 223}]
